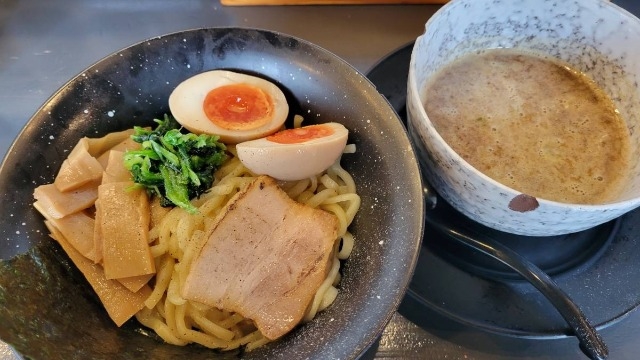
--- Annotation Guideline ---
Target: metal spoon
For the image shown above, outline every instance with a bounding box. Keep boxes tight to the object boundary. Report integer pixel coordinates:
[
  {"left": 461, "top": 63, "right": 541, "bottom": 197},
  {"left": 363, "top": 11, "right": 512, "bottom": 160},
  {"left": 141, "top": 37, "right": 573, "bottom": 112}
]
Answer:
[{"left": 422, "top": 185, "right": 608, "bottom": 360}]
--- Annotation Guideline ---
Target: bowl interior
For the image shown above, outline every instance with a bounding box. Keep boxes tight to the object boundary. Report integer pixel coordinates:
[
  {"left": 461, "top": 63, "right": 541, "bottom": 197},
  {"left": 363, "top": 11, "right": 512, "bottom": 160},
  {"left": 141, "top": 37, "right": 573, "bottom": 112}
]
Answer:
[
  {"left": 0, "top": 27, "right": 424, "bottom": 360},
  {"left": 410, "top": 0, "right": 640, "bottom": 203}
]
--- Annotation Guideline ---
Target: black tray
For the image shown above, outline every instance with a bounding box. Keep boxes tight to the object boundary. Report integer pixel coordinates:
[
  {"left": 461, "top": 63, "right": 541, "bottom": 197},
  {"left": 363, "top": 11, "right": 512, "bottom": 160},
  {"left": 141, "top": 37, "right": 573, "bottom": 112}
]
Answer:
[{"left": 366, "top": 42, "right": 640, "bottom": 339}]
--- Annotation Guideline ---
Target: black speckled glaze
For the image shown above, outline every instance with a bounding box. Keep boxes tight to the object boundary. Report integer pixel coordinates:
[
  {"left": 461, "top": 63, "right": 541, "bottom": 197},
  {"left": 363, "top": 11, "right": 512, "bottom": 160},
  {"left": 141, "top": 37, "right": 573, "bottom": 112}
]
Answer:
[{"left": 0, "top": 28, "right": 424, "bottom": 360}]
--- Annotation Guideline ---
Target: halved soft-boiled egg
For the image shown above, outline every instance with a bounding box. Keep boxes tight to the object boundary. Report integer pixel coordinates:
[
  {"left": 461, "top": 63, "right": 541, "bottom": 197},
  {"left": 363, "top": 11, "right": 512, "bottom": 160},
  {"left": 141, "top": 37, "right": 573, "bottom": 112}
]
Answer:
[
  {"left": 236, "top": 122, "right": 349, "bottom": 181},
  {"left": 168, "top": 70, "right": 289, "bottom": 144}
]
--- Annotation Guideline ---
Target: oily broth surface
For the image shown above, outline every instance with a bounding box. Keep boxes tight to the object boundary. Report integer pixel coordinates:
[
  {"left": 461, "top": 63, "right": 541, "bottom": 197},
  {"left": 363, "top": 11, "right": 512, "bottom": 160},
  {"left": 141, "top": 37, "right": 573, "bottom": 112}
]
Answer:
[{"left": 424, "top": 49, "right": 631, "bottom": 205}]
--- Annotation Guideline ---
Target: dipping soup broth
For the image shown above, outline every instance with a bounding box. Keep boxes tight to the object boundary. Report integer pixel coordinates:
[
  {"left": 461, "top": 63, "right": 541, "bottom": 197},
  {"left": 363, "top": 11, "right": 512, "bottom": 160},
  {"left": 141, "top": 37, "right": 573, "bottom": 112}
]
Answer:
[{"left": 424, "top": 48, "right": 631, "bottom": 205}]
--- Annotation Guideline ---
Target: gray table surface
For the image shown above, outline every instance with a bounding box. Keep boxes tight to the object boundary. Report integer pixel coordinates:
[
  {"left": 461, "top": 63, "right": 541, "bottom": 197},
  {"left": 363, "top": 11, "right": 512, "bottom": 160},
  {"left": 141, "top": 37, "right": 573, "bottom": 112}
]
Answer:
[{"left": 2, "top": 0, "right": 640, "bottom": 359}]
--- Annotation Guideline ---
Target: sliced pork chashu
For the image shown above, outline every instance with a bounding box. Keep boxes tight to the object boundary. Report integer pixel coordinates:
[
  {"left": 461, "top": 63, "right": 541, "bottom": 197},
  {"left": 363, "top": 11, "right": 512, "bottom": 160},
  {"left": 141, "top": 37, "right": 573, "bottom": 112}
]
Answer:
[{"left": 182, "top": 175, "right": 339, "bottom": 340}]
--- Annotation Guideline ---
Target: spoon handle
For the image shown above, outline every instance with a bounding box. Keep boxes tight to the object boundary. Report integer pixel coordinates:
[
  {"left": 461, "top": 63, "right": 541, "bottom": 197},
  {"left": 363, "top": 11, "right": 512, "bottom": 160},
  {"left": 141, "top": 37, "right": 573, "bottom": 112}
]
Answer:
[{"left": 426, "top": 214, "right": 608, "bottom": 360}]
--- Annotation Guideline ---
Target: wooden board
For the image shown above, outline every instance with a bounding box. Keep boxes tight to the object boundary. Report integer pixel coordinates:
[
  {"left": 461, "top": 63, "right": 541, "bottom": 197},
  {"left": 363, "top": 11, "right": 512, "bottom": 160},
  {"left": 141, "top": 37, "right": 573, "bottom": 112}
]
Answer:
[{"left": 222, "top": 0, "right": 447, "bottom": 5}]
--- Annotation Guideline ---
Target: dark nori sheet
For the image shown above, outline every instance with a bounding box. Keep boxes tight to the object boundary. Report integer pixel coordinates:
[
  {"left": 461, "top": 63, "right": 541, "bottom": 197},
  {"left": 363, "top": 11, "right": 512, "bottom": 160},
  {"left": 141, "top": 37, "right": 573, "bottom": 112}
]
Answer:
[{"left": 0, "top": 240, "right": 240, "bottom": 360}]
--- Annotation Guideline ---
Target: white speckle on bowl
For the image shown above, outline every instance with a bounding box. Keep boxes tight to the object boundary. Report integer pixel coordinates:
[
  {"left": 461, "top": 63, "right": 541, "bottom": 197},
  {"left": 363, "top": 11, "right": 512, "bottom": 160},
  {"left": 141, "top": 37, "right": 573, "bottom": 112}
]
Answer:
[
  {"left": 49, "top": 135, "right": 54, "bottom": 140},
  {"left": 107, "top": 110, "right": 115, "bottom": 117},
  {"left": 83, "top": 109, "right": 88, "bottom": 114}
]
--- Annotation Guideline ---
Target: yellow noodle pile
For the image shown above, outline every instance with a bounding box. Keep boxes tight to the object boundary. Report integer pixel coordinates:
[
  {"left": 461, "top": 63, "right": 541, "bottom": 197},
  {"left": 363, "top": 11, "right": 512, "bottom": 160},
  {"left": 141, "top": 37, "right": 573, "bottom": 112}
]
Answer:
[{"left": 135, "top": 146, "right": 360, "bottom": 351}]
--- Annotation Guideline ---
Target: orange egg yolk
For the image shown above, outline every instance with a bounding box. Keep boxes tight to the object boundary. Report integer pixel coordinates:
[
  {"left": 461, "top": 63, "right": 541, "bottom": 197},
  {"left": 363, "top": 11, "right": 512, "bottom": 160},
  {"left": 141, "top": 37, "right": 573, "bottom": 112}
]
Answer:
[
  {"left": 203, "top": 83, "right": 273, "bottom": 130},
  {"left": 267, "top": 125, "right": 335, "bottom": 144}
]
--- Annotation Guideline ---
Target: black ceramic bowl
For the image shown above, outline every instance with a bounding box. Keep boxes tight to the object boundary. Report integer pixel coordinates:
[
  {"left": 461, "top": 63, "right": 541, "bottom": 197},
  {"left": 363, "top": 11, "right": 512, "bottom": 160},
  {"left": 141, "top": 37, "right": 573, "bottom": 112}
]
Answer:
[{"left": 0, "top": 28, "right": 424, "bottom": 359}]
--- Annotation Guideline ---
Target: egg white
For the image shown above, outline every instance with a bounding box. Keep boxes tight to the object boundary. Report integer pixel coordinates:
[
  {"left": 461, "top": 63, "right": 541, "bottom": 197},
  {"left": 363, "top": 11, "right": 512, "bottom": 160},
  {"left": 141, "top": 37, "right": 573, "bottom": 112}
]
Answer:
[
  {"left": 168, "top": 70, "right": 289, "bottom": 144},
  {"left": 236, "top": 122, "right": 349, "bottom": 181}
]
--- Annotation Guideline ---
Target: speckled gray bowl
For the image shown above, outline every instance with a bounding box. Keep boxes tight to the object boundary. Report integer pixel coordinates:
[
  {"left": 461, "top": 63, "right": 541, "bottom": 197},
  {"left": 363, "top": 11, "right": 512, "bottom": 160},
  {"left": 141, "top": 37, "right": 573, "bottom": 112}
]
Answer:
[
  {"left": 407, "top": 0, "right": 640, "bottom": 236},
  {"left": 0, "top": 28, "right": 424, "bottom": 359}
]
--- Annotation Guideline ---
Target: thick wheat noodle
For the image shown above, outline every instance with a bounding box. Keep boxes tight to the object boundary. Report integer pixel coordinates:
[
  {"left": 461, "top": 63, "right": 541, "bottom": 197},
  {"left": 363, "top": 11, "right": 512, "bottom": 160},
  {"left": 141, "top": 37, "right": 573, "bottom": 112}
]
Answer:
[
  {"left": 244, "top": 335, "right": 271, "bottom": 352},
  {"left": 337, "top": 232, "right": 355, "bottom": 260},
  {"left": 328, "top": 160, "right": 355, "bottom": 186},
  {"left": 293, "top": 114, "right": 304, "bottom": 128},
  {"left": 224, "top": 329, "right": 266, "bottom": 351},
  {"left": 164, "top": 298, "right": 181, "bottom": 337},
  {"left": 139, "top": 148, "right": 360, "bottom": 351},
  {"left": 320, "top": 173, "right": 340, "bottom": 190},
  {"left": 149, "top": 238, "right": 169, "bottom": 258},
  {"left": 322, "top": 203, "right": 349, "bottom": 237},
  {"left": 174, "top": 216, "right": 193, "bottom": 258},
  {"left": 179, "top": 229, "right": 207, "bottom": 287},
  {"left": 186, "top": 306, "right": 235, "bottom": 341},
  {"left": 150, "top": 209, "right": 180, "bottom": 257},
  {"left": 304, "top": 188, "right": 339, "bottom": 208},
  {"left": 167, "top": 272, "right": 186, "bottom": 306},
  {"left": 217, "top": 313, "right": 245, "bottom": 329},
  {"left": 194, "top": 193, "right": 228, "bottom": 219},
  {"left": 144, "top": 256, "right": 174, "bottom": 309},
  {"left": 309, "top": 174, "right": 319, "bottom": 192},
  {"left": 284, "top": 178, "right": 311, "bottom": 198},
  {"left": 135, "top": 307, "right": 188, "bottom": 345},
  {"left": 324, "top": 193, "right": 361, "bottom": 225},
  {"left": 148, "top": 226, "right": 160, "bottom": 244},
  {"left": 302, "top": 254, "right": 341, "bottom": 322},
  {"left": 175, "top": 303, "right": 231, "bottom": 349}
]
